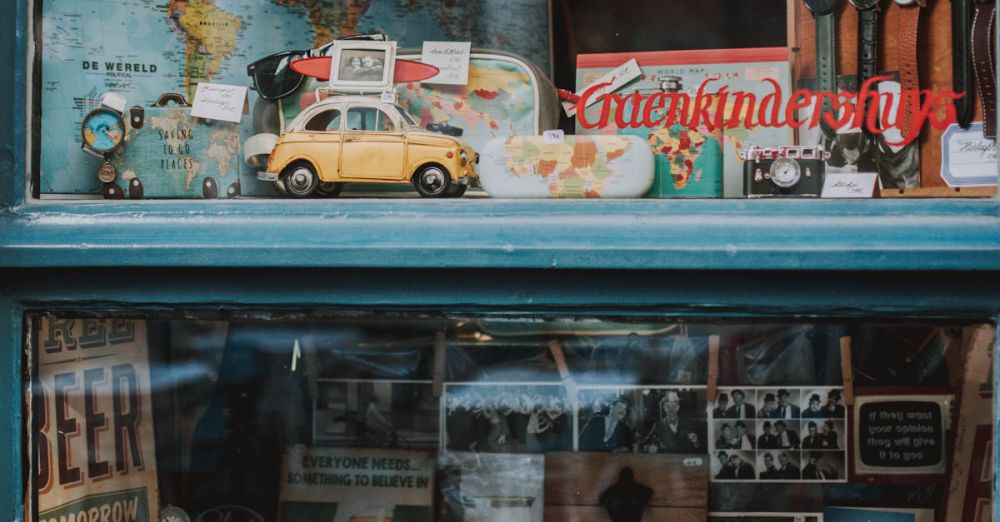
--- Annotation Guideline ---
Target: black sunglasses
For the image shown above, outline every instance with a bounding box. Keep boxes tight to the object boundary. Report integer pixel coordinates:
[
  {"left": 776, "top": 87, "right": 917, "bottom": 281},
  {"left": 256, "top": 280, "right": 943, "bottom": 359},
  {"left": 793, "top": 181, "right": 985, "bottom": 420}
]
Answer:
[
  {"left": 247, "top": 50, "right": 308, "bottom": 101},
  {"left": 247, "top": 34, "right": 390, "bottom": 101}
]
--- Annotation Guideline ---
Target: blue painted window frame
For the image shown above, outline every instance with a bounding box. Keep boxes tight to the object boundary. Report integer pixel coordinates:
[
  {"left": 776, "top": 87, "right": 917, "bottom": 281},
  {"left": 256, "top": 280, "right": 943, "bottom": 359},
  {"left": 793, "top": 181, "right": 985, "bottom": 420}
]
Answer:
[{"left": 2, "top": 1, "right": 1000, "bottom": 520}]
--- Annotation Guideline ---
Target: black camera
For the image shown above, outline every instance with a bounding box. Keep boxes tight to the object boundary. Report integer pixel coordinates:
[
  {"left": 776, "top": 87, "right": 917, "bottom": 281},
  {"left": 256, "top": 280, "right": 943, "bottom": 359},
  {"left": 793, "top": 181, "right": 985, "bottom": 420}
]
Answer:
[{"left": 740, "top": 145, "right": 829, "bottom": 197}]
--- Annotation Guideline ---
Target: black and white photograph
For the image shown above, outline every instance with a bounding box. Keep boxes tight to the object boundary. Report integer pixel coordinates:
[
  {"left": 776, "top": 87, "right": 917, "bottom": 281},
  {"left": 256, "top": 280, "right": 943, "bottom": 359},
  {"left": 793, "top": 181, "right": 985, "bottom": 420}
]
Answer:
[
  {"left": 757, "top": 420, "right": 801, "bottom": 450},
  {"left": 712, "top": 450, "right": 757, "bottom": 480},
  {"left": 800, "top": 451, "right": 845, "bottom": 480},
  {"left": 443, "top": 383, "right": 572, "bottom": 454},
  {"left": 713, "top": 388, "right": 757, "bottom": 419},
  {"left": 710, "top": 387, "right": 846, "bottom": 482},
  {"left": 337, "top": 49, "right": 387, "bottom": 82},
  {"left": 314, "top": 380, "right": 439, "bottom": 450},
  {"left": 756, "top": 451, "right": 801, "bottom": 480},
  {"left": 713, "top": 420, "right": 756, "bottom": 451},
  {"left": 801, "top": 419, "right": 844, "bottom": 450},
  {"left": 577, "top": 386, "right": 707, "bottom": 454},
  {"left": 757, "top": 389, "right": 802, "bottom": 420},
  {"left": 801, "top": 388, "right": 846, "bottom": 419}
]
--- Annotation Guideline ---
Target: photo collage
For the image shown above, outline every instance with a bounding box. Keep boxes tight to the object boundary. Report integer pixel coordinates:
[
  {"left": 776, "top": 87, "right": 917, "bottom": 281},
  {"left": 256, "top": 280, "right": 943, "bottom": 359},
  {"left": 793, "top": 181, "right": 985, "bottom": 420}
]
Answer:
[
  {"left": 709, "top": 387, "right": 847, "bottom": 482},
  {"left": 443, "top": 383, "right": 708, "bottom": 454}
]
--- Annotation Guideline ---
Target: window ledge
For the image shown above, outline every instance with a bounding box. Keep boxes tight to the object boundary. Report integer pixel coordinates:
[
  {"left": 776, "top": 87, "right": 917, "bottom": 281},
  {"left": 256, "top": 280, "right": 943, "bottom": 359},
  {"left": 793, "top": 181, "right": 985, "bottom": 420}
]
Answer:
[{"left": 2, "top": 198, "right": 999, "bottom": 271}]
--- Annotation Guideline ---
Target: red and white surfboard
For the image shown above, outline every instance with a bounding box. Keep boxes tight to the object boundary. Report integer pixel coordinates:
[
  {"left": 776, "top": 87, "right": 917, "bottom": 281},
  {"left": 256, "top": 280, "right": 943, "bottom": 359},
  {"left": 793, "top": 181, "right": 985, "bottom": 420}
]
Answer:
[{"left": 290, "top": 57, "right": 440, "bottom": 83}]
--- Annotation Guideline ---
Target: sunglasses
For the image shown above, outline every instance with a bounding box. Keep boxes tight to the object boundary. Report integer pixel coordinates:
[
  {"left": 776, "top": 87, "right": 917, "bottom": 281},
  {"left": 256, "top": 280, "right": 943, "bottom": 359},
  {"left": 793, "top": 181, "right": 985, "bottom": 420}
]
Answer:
[
  {"left": 247, "top": 50, "right": 308, "bottom": 101},
  {"left": 247, "top": 34, "right": 389, "bottom": 101}
]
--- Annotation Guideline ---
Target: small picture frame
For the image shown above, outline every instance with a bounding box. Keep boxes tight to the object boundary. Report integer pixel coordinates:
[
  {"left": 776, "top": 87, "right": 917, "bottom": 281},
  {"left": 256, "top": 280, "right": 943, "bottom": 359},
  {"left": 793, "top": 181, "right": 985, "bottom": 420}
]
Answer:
[{"left": 328, "top": 40, "right": 397, "bottom": 93}]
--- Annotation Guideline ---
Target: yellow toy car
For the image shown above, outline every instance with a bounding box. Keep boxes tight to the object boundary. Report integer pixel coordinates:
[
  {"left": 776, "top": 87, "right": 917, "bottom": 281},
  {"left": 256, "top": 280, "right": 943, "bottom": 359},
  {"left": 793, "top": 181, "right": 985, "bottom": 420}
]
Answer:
[{"left": 259, "top": 96, "right": 479, "bottom": 198}]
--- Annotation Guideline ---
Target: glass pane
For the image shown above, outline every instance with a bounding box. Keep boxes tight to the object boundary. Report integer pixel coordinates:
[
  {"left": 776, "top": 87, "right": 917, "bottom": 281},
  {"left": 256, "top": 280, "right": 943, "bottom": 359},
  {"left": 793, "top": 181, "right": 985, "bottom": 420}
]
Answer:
[
  {"left": 32, "top": 1, "right": 998, "bottom": 200},
  {"left": 26, "top": 315, "right": 995, "bottom": 521},
  {"left": 347, "top": 108, "right": 378, "bottom": 132},
  {"left": 304, "top": 109, "right": 341, "bottom": 132}
]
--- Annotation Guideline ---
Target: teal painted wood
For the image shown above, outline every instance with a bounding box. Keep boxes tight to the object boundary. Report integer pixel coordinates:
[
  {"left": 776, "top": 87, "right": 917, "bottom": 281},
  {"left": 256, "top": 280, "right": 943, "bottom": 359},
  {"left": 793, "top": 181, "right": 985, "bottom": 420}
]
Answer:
[
  {"left": 0, "top": 300, "right": 24, "bottom": 521},
  {"left": 2, "top": 267, "right": 1000, "bottom": 318},
  {"left": 2, "top": 198, "right": 1000, "bottom": 270},
  {"left": 0, "top": 0, "right": 26, "bottom": 209}
]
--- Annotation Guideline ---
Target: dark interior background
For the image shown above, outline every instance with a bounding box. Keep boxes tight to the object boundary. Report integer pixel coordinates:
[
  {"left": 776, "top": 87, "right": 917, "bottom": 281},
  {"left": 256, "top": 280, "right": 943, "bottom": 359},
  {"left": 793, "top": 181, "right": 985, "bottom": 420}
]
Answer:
[{"left": 551, "top": 0, "right": 789, "bottom": 89}]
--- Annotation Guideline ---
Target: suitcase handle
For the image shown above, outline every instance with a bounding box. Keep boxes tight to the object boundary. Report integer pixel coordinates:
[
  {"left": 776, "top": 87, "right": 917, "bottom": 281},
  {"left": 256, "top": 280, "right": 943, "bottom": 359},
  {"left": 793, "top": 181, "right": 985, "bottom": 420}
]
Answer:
[{"left": 154, "top": 93, "right": 192, "bottom": 107}]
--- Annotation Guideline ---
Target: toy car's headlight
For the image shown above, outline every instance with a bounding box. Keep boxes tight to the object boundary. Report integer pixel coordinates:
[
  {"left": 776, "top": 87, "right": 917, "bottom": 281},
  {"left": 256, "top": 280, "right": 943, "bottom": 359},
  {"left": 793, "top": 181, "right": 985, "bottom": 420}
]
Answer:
[{"left": 459, "top": 150, "right": 468, "bottom": 164}]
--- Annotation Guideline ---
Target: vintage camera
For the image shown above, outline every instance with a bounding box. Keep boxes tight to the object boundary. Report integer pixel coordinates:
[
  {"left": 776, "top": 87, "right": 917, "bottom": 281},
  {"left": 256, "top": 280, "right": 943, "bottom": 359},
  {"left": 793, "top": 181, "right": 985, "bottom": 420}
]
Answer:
[{"left": 739, "top": 145, "right": 829, "bottom": 197}]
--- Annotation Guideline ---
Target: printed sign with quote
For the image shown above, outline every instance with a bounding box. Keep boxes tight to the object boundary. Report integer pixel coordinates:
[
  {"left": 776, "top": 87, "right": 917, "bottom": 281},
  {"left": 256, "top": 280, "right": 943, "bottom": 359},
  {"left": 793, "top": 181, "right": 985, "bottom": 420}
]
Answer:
[{"left": 853, "top": 394, "right": 951, "bottom": 476}]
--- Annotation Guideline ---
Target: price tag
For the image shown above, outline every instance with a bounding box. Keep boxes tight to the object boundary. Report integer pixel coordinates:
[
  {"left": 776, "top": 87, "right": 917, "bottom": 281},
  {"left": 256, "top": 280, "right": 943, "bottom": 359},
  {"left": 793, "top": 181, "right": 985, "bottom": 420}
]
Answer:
[
  {"left": 380, "top": 91, "right": 397, "bottom": 104},
  {"left": 941, "top": 123, "right": 999, "bottom": 187},
  {"left": 190, "top": 83, "right": 248, "bottom": 123},
  {"left": 821, "top": 173, "right": 879, "bottom": 198},
  {"left": 542, "top": 129, "right": 565, "bottom": 144}
]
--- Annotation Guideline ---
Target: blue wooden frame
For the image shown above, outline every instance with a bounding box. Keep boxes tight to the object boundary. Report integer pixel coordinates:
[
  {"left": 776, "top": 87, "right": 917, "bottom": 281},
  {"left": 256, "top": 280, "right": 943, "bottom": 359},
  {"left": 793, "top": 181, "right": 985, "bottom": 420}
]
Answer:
[{"left": 3, "top": 0, "right": 1000, "bottom": 520}]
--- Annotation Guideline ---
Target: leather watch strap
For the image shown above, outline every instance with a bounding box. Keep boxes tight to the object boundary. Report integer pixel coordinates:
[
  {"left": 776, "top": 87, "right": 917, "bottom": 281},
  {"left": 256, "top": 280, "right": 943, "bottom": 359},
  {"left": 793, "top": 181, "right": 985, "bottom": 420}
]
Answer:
[
  {"left": 896, "top": 3, "right": 921, "bottom": 135},
  {"left": 815, "top": 11, "right": 838, "bottom": 137},
  {"left": 858, "top": 9, "right": 880, "bottom": 84},
  {"left": 857, "top": 6, "right": 880, "bottom": 131},
  {"left": 954, "top": 0, "right": 975, "bottom": 128},
  {"left": 972, "top": 0, "right": 997, "bottom": 138}
]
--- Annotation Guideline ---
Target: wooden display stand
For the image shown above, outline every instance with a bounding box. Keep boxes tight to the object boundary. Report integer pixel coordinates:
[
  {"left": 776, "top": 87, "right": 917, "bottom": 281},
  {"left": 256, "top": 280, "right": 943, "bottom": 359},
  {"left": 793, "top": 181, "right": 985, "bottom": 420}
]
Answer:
[{"left": 787, "top": 0, "right": 996, "bottom": 197}]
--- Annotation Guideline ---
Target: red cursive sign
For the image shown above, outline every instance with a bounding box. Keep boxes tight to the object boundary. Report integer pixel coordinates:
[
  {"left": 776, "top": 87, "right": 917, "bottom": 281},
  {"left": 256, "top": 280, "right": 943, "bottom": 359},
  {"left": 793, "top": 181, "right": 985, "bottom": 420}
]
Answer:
[{"left": 575, "top": 75, "right": 965, "bottom": 147}]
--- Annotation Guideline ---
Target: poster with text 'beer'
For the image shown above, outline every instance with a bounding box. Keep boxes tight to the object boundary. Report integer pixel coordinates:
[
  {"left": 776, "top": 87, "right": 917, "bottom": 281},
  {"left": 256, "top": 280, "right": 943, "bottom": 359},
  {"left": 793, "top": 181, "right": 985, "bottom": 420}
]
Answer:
[{"left": 35, "top": 318, "right": 159, "bottom": 522}]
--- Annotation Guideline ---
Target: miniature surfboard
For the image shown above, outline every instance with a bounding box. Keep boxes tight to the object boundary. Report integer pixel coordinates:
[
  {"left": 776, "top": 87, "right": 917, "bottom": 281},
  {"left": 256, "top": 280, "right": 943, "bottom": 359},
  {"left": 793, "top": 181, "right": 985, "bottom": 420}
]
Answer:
[{"left": 290, "top": 57, "right": 440, "bottom": 83}]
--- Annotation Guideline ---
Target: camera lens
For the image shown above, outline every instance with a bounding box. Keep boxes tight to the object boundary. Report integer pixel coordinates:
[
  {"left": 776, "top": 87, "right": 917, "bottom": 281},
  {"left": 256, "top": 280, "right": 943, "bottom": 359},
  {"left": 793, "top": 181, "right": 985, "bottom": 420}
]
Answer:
[{"left": 769, "top": 158, "right": 802, "bottom": 189}]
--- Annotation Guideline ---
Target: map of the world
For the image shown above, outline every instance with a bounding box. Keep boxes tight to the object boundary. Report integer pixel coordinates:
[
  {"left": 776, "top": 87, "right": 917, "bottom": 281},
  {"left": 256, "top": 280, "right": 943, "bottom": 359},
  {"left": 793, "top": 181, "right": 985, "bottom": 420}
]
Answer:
[{"left": 40, "top": 0, "right": 551, "bottom": 194}]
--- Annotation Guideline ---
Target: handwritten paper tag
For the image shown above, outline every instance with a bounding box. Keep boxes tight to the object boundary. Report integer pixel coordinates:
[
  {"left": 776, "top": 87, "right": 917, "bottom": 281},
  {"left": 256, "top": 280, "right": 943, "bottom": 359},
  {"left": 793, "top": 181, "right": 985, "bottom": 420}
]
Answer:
[
  {"left": 564, "top": 58, "right": 642, "bottom": 118},
  {"left": 421, "top": 41, "right": 472, "bottom": 85},
  {"left": 190, "top": 83, "right": 248, "bottom": 123},
  {"left": 941, "top": 123, "right": 999, "bottom": 187},
  {"left": 821, "top": 173, "right": 879, "bottom": 198},
  {"left": 542, "top": 129, "right": 565, "bottom": 144},
  {"left": 380, "top": 91, "right": 397, "bottom": 104}
]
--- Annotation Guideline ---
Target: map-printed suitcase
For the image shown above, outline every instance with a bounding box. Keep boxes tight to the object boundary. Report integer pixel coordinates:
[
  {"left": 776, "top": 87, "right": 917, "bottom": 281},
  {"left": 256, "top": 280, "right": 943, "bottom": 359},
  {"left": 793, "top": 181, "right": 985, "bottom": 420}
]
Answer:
[{"left": 104, "top": 94, "right": 242, "bottom": 199}]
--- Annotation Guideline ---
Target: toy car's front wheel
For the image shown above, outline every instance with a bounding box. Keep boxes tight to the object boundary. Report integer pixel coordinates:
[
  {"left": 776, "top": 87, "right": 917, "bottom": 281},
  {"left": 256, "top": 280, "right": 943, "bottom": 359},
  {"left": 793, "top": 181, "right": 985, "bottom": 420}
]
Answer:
[
  {"left": 413, "top": 164, "right": 452, "bottom": 198},
  {"left": 281, "top": 162, "right": 319, "bottom": 198}
]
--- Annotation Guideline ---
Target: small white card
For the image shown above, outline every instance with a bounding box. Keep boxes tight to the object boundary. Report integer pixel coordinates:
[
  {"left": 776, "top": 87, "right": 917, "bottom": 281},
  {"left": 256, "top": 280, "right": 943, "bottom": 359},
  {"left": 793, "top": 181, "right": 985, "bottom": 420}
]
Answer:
[
  {"left": 822, "top": 172, "right": 880, "bottom": 198},
  {"left": 421, "top": 41, "right": 472, "bottom": 85},
  {"left": 542, "top": 129, "right": 565, "bottom": 144},
  {"left": 564, "top": 58, "right": 642, "bottom": 118},
  {"left": 190, "top": 82, "right": 248, "bottom": 123},
  {"left": 941, "top": 123, "right": 999, "bottom": 187},
  {"left": 380, "top": 91, "right": 397, "bottom": 104}
]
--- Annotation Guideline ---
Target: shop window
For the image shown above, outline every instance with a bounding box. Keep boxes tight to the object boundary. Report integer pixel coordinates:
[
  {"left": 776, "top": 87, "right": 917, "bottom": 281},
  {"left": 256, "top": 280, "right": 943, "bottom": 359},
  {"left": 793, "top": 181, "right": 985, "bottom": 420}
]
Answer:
[
  {"left": 30, "top": 0, "right": 997, "bottom": 200},
  {"left": 26, "top": 315, "right": 995, "bottom": 521}
]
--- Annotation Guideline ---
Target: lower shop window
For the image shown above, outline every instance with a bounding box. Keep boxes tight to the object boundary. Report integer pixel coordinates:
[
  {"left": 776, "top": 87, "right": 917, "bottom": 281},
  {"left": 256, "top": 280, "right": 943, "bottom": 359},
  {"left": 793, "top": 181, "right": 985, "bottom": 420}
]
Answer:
[{"left": 26, "top": 315, "right": 995, "bottom": 521}]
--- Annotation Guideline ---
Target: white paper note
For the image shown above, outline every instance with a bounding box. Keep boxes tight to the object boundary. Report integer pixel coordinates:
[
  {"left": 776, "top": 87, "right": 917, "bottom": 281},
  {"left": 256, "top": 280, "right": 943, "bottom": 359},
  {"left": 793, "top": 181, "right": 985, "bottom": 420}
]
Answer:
[
  {"left": 821, "top": 173, "right": 879, "bottom": 198},
  {"left": 564, "top": 58, "right": 642, "bottom": 117},
  {"left": 421, "top": 41, "right": 472, "bottom": 85},
  {"left": 940, "top": 123, "right": 999, "bottom": 187},
  {"left": 190, "top": 82, "right": 248, "bottom": 123}
]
